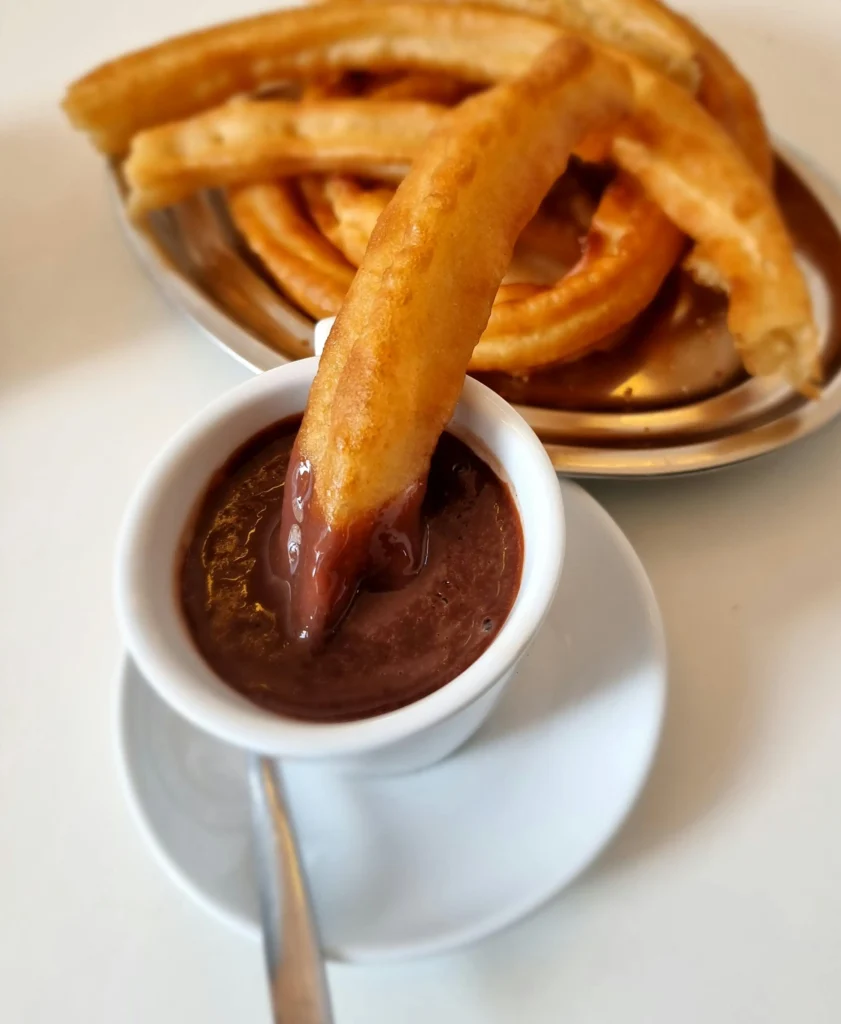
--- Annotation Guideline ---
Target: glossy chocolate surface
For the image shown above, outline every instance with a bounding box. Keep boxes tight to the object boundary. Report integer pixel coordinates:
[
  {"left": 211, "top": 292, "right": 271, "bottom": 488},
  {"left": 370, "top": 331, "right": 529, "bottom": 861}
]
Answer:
[{"left": 180, "top": 421, "right": 523, "bottom": 722}]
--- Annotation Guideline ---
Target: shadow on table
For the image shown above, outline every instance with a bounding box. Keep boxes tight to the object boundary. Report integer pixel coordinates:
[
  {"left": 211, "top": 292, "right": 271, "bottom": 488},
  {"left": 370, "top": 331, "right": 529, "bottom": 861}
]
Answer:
[
  {"left": 0, "top": 114, "right": 169, "bottom": 395},
  {"left": 588, "top": 401, "right": 841, "bottom": 863}
]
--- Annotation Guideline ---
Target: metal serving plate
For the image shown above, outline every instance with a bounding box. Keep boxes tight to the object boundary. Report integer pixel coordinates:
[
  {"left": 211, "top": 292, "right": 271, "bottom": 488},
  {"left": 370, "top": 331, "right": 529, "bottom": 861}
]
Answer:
[{"left": 111, "top": 144, "right": 841, "bottom": 477}]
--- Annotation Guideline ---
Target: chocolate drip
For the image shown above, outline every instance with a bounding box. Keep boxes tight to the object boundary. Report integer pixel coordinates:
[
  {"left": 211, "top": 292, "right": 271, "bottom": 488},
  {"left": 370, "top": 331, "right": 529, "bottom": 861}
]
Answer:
[{"left": 276, "top": 443, "right": 428, "bottom": 645}]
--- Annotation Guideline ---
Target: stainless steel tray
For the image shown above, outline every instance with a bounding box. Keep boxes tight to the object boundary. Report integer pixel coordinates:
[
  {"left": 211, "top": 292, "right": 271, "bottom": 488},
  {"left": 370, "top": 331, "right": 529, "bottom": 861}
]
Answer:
[{"left": 111, "top": 144, "right": 841, "bottom": 477}]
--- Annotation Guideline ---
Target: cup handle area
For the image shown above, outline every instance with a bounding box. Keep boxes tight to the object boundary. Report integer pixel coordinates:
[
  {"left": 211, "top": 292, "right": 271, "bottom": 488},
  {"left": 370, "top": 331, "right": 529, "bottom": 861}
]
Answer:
[{"left": 313, "top": 317, "right": 337, "bottom": 360}]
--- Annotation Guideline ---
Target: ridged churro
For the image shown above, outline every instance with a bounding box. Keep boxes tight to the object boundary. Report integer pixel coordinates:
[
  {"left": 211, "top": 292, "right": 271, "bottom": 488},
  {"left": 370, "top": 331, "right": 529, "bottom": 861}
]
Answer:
[{"left": 277, "top": 39, "right": 632, "bottom": 641}]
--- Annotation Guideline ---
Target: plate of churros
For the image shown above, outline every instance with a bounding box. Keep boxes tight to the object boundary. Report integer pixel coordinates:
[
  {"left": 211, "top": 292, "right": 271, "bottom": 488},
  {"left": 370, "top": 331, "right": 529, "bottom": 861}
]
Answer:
[{"left": 63, "top": 0, "right": 841, "bottom": 477}]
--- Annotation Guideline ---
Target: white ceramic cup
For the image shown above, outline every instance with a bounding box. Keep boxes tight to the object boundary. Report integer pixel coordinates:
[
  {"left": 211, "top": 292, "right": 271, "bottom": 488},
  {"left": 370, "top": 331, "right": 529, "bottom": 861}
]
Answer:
[{"left": 115, "top": 356, "right": 564, "bottom": 774}]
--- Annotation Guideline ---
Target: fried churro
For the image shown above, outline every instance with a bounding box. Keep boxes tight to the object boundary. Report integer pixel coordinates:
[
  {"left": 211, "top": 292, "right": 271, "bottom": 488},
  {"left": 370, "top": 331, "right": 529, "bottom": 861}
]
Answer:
[{"left": 277, "top": 39, "right": 632, "bottom": 641}]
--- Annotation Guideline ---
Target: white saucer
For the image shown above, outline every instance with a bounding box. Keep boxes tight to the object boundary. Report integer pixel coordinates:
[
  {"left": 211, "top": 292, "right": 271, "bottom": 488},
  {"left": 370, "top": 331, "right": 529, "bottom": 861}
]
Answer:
[{"left": 116, "top": 480, "right": 666, "bottom": 963}]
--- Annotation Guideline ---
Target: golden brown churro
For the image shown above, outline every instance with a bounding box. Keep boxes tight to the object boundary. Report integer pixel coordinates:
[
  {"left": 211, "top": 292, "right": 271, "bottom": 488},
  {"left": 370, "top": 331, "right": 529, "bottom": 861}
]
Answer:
[
  {"left": 328, "top": 0, "right": 700, "bottom": 88},
  {"left": 300, "top": 175, "right": 394, "bottom": 267},
  {"left": 612, "top": 62, "right": 818, "bottom": 388},
  {"left": 240, "top": 167, "right": 680, "bottom": 371},
  {"left": 62, "top": 5, "right": 559, "bottom": 153},
  {"left": 472, "top": 175, "right": 684, "bottom": 371},
  {"left": 124, "top": 99, "right": 435, "bottom": 214},
  {"left": 228, "top": 181, "right": 355, "bottom": 319},
  {"left": 277, "top": 39, "right": 632, "bottom": 640},
  {"left": 62, "top": 1, "right": 817, "bottom": 389}
]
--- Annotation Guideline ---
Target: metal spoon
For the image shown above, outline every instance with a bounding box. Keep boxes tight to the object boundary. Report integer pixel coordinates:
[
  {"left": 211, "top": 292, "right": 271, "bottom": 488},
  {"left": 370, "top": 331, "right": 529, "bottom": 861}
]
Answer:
[{"left": 248, "top": 756, "right": 334, "bottom": 1024}]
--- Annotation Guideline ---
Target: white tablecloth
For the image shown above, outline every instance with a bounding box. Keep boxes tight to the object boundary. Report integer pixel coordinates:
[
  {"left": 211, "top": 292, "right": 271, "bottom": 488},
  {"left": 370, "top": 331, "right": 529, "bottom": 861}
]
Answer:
[{"left": 3, "top": 1, "right": 841, "bottom": 1020}]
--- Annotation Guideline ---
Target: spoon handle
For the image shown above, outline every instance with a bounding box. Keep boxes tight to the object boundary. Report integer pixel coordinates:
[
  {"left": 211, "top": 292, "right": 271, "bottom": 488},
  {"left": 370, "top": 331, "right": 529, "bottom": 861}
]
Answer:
[{"left": 248, "top": 756, "right": 334, "bottom": 1024}]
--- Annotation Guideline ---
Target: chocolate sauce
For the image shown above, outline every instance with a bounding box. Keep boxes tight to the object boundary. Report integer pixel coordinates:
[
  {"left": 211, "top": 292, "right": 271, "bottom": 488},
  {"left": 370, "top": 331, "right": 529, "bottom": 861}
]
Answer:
[
  {"left": 276, "top": 444, "right": 427, "bottom": 645},
  {"left": 179, "top": 421, "right": 523, "bottom": 722}
]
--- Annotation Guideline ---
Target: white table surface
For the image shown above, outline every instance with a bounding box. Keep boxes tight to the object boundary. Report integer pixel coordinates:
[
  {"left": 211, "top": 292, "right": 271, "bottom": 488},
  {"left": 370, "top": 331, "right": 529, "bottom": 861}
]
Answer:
[{"left": 3, "top": 0, "right": 841, "bottom": 1020}]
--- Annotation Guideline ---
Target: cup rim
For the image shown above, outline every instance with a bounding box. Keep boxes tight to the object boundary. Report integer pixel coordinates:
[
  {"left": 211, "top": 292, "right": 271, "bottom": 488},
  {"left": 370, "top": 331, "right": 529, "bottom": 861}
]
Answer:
[{"left": 115, "top": 358, "right": 564, "bottom": 758}]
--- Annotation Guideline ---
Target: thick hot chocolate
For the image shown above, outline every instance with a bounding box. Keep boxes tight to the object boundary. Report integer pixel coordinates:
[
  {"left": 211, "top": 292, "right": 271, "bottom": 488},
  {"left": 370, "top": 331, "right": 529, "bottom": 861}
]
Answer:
[{"left": 180, "top": 419, "right": 523, "bottom": 722}]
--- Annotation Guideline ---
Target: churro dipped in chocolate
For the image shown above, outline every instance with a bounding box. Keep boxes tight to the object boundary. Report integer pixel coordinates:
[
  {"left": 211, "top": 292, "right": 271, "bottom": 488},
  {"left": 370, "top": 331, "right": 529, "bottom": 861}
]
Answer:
[{"left": 277, "top": 39, "right": 631, "bottom": 642}]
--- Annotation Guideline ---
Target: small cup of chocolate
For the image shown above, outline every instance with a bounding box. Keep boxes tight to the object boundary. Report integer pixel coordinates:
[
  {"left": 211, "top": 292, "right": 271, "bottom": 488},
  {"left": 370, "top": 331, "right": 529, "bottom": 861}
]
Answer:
[{"left": 115, "top": 358, "right": 564, "bottom": 774}]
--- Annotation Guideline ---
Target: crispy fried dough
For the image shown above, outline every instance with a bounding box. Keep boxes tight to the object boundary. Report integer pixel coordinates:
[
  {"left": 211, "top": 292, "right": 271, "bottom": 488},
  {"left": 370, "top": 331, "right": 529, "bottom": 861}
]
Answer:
[
  {"left": 126, "top": 81, "right": 681, "bottom": 370},
  {"left": 123, "top": 95, "right": 611, "bottom": 218},
  {"left": 295, "top": 172, "right": 585, "bottom": 289},
  {"left": 287, "top": 170, "right": 679, "bottom": 368},
  {"left": 300, "top": 175, "right": 394, "bottom": 266},
  {"left": 338, "top": 0, "right": 771, "bottom": 178},
  {"left": 228, "top": 181, "right": 355, "bottom": 319},
  {"left": 64, "top": 1, "right": 813, "bottom": 387},
  {"left": 62, "top": 4, "right": 559, "bottom": 153},
  {"left": 472, "top": 174, "right": 684, "bottom": 370},
  {"left": 124, "top": 99, "right": 434, "bottom": 214},
  {"left": 328, "top": 0, "right": 699, "bottom": 88},
  {"left": 284, "top": 39, "right": 631, "bottom": 637},
  {"left": 612, "top": 62, "right": 817, "bottom": 389},
  {"left": 354, "top": 0, "right": 771, "bottom": 298}
]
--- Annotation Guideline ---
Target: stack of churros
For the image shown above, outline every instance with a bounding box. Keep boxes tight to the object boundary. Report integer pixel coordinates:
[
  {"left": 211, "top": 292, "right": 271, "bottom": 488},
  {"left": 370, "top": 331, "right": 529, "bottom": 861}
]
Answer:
[{"left": 63, "top": 0, "right": 820, "bottom": 392}]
